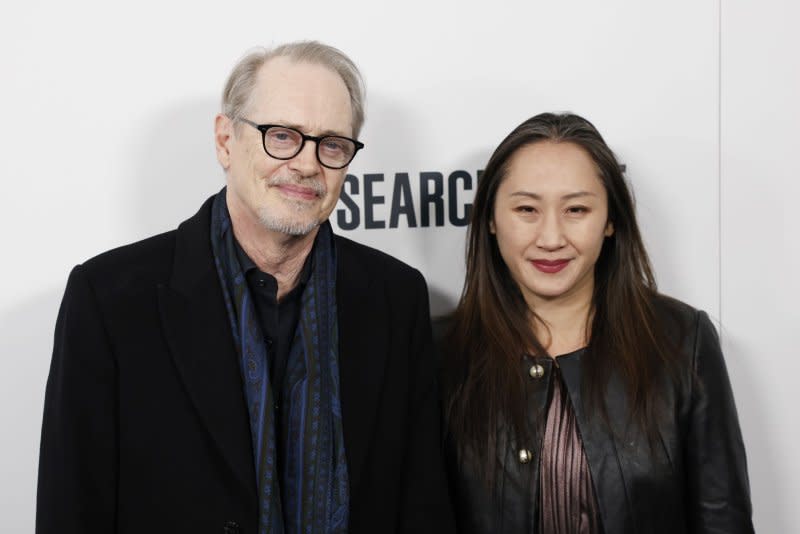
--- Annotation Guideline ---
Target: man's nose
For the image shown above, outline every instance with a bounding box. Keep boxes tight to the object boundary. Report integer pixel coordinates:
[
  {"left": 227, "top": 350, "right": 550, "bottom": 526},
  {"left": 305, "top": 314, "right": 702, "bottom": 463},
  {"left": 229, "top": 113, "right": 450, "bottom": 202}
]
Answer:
[{"left": 288, "top": 140, "right": 320, "bottom": 175}]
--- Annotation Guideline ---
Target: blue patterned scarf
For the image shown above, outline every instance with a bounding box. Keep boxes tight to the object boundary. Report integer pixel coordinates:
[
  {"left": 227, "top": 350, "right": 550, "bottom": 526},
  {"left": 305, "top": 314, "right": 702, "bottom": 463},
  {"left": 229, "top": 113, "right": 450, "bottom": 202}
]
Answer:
[{"left": 210, "top": 189, "right": 349, "bottom": 534}]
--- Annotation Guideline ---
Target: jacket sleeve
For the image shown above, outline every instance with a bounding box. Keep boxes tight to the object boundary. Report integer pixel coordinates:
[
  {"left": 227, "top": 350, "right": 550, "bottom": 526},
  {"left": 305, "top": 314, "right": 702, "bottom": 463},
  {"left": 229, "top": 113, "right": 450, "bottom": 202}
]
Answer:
[
  {"left": 685, "top": 310, "right": 754, "bottom": 533},
  {"left": 36, "top": 265, "right": 118, "bottom": 533},
  {"left": 398, "top": 271, "right": 457, "bottom": 534}
]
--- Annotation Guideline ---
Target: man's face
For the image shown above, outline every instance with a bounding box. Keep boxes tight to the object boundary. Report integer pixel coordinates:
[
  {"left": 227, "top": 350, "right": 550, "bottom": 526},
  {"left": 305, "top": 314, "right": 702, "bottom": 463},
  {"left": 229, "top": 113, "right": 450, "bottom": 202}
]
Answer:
[{"left": 215, "top": 56, "right": 354, "bottom": 237}]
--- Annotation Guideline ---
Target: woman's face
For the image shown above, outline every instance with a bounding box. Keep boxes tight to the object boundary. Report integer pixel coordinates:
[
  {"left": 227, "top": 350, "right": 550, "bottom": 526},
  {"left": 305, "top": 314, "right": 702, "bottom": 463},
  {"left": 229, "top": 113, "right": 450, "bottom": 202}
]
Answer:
[{"left": 490, "top": 141, "right": 614, "bottom": 310}]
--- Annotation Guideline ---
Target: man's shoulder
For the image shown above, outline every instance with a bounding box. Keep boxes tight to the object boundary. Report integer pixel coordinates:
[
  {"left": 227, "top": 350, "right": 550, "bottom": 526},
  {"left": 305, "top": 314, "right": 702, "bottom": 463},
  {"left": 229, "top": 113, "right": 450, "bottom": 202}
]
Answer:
[
  {"left": 83, "top": 228, "right": 177, "bottom": 271},
  {"left": 76, "top": 195, "right": 213, "bottom": 298},
  {"left": 77, "top": 229, "right": 178, "bottom": 297}
]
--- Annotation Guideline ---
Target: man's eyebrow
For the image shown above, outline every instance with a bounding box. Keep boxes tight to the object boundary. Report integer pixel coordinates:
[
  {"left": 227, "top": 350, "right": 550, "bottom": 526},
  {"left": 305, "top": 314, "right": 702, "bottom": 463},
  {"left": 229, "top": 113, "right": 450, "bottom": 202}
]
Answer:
[
  {"left": 271, "top": 121, "right": 350, "bottom": 138},
  {"left": 319, "top": 129, "right": 351, "bottom": 138}
]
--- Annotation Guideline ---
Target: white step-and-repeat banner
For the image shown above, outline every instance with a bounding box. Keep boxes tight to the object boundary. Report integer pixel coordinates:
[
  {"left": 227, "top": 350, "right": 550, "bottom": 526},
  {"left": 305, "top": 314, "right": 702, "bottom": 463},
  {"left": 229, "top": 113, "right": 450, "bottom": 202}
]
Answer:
[{"left": 1, "top": 1, "right": 797, "bottom": 531}]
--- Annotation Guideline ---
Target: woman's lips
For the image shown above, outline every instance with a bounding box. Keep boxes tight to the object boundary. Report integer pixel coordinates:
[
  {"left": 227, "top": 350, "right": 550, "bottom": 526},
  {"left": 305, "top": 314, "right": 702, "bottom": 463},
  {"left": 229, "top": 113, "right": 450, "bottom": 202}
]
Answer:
[{"left": 531, "top": 259, "right": 570, "bottom": 273}]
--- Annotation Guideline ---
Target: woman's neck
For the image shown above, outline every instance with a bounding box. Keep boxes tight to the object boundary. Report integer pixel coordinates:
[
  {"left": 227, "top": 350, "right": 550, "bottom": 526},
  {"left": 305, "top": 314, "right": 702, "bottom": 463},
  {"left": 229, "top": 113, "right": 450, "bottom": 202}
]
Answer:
[{"left": 529, "top": 289, "right": 593, "bottom": 358}]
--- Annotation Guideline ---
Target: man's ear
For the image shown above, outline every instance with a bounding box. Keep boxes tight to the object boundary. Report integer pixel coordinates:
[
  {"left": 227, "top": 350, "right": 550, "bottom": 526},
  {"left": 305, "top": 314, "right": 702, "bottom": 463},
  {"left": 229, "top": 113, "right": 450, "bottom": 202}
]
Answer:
[{"left": 214, "top": 114, "right": 233, "bottom": 169}]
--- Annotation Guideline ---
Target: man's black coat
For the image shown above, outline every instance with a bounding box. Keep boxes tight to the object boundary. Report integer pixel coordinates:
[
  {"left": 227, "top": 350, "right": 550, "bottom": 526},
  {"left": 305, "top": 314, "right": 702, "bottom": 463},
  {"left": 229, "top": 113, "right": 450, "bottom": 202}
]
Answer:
[{"left": 37, "top": 196, "right": 455, "bottom": 533}]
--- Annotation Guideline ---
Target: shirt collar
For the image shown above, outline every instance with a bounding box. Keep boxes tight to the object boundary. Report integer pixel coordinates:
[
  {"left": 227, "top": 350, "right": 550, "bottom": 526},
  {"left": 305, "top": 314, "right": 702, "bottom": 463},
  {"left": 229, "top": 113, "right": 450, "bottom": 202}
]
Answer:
[{"left": 233, "top": 238, "right": 315, "bottom": 291}]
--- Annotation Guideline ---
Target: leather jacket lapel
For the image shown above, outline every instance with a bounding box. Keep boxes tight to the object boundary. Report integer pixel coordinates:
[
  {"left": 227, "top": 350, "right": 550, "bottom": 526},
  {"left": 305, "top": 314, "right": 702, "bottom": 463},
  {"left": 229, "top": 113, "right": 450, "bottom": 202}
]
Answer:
[{"left": 558, "top": 355, "right": 633, "bottom": 534}]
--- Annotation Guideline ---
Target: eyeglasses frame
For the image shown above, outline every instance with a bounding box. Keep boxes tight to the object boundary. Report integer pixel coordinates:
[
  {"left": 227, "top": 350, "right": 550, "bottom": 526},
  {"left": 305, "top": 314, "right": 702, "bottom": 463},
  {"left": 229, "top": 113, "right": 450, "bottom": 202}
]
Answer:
[{"left": 236, "top": 117, "right": 364, "bottom": 170}]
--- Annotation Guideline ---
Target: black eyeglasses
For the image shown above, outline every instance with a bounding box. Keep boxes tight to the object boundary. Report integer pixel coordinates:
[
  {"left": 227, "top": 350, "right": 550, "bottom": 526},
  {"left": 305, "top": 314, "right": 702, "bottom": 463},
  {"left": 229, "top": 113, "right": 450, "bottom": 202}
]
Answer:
[{"left": 237, "top": 118, "right": 364, "bottom": 170}]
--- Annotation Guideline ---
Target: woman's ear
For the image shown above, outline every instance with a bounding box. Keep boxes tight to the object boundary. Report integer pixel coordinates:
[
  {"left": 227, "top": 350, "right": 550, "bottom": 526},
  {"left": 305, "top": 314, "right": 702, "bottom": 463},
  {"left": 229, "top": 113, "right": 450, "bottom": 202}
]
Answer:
[{"left": 604, "top": 220, "right": 615, "bottom": 237}]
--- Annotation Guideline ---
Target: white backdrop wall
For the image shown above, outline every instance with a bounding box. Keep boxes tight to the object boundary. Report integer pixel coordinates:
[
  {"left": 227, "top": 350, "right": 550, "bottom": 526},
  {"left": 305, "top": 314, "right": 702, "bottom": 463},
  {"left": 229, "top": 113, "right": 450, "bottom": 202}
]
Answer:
[
  {"left": 0, "top": 1, "right": 795, "bottom": 531},
  {"left": 721, "top": 1, "right": 800, "bottom": 531}
]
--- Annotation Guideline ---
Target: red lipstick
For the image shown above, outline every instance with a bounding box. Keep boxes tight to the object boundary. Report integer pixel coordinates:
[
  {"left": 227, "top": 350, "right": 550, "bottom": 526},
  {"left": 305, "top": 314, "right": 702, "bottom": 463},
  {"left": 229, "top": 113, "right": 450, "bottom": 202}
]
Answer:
[{"left": 531, "top": 259, "right": 570, "bottom": 273}]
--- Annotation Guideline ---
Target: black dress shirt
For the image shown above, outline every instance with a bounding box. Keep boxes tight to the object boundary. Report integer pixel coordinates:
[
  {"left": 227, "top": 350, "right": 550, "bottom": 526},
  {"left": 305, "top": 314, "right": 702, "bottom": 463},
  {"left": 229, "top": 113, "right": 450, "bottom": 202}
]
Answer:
[{"left": 234, "top": 241, "right": 313, "bottom": 409}]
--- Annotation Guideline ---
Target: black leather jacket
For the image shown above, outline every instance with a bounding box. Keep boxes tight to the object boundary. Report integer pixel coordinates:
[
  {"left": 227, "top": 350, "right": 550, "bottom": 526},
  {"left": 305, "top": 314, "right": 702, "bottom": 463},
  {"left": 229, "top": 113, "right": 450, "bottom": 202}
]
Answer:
[{"left": 443, "top": 298, "right": 754, "bottom": 533}]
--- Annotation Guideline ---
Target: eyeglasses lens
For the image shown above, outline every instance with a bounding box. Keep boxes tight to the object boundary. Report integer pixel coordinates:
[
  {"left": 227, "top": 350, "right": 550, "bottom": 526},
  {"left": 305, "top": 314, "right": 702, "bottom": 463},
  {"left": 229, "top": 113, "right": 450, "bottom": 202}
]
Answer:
[{"left": 264, "top": 126, "right": 356, "bottom": 169}]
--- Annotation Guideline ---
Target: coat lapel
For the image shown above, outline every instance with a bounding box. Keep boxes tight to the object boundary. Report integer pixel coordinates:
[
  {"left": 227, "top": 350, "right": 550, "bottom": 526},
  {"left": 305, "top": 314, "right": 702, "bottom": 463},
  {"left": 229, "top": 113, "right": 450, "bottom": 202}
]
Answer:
[
  {"left": 335, "top": 238, "right": 388, "bottom": 496},
  {"left": 157, "top": 197, "right": 256, "bottom": 501},
  {"left": 558, "top": 355, "right": 633, "bottom": 534}
]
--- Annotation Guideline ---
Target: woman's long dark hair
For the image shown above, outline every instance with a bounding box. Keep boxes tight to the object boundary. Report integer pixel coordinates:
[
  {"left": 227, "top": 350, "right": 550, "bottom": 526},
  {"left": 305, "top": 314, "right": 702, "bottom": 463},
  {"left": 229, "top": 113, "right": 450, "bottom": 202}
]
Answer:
[{"left": 442, "top": 112, "right": 677, "bottom": 474}]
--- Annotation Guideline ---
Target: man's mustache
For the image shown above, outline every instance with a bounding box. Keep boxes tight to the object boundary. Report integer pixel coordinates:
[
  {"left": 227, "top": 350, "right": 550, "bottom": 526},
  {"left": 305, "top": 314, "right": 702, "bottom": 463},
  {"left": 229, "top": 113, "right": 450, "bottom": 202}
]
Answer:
[{"left": 267, "top": 175, "right": 326, "bottom": 197}]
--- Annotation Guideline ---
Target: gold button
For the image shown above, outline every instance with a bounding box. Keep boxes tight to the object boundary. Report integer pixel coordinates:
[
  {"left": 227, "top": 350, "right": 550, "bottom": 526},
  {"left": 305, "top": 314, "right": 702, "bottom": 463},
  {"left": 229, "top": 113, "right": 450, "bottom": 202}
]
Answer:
[
  {"left": 529, "top": 364, "right": 545, "bottom": 378},
  {"left": 518, "top": 448, "right": 532, "bottom": 464}
]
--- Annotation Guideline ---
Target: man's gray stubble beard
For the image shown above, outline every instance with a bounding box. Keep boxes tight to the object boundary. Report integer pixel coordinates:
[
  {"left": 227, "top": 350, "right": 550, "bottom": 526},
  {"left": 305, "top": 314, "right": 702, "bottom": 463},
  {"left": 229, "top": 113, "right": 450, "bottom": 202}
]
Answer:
[
  {"left": 258, "top": 175, "right": 327, "bottom": 236},
  {"left": 257, "top": 205, "right": 321, "bottom": 236}
]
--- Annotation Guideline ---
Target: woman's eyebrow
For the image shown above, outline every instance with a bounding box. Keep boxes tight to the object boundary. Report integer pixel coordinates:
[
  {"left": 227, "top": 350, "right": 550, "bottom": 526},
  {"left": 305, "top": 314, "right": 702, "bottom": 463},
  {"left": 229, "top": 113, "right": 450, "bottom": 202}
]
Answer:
[{"left": 508, "top": 191, "right": 596, "bottom": 199}]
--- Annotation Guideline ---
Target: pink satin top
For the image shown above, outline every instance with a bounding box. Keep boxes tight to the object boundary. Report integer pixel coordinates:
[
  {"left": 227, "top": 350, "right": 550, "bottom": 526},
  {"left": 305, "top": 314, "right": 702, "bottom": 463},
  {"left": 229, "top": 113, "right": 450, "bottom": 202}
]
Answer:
[{"left": 537, "top": 362, "right": 602, "bottom": 533}]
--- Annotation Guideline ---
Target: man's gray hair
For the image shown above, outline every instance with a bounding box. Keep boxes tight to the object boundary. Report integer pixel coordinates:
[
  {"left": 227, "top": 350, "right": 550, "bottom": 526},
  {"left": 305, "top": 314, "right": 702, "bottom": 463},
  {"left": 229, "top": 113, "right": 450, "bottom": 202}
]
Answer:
[{"left": 222, "top": 41, "right": 366, "bottom": 138}]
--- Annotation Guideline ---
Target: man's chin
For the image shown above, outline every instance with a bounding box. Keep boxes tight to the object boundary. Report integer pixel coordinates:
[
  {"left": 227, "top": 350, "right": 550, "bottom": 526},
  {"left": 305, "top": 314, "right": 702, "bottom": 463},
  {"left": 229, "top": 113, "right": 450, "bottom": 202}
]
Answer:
[{"left": 258, "top": 212, "right": 320, "bottom": 237}]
